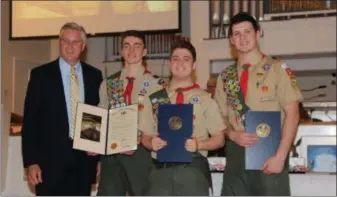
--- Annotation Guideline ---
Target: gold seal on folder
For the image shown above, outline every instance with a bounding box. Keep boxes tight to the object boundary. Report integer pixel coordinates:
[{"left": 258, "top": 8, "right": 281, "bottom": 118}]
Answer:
[
  {"left": 256, "top": 123, "right": 271, "bottom": 138},
  {"left": 168, "top": 116, "right": 182, "bottom": 131},
  {"left": 110, "top": 143, "right": 118, "bottom": 150}
]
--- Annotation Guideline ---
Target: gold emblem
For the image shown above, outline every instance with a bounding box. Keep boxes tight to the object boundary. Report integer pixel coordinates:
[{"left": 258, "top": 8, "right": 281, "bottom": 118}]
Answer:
[
  {"left": 110, "top": 143, "right": 118, "bottom": 150},
  {"left": 168, "top": 116, "right": 182, "bottom": 131},
  {"left": 256, "top": 123, "right": 271, "bottom": 138}
]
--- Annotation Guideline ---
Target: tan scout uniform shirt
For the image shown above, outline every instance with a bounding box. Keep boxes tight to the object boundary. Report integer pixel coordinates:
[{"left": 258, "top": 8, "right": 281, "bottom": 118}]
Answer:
[
  {"left": 214, "top": 55, "right": 304, "bottom": 131},
  {"left": 99, "top": 66, "right": 164, "bottom": 108},
  {"left": 138, "top": 82, "right": 227, "bottom": 158}
]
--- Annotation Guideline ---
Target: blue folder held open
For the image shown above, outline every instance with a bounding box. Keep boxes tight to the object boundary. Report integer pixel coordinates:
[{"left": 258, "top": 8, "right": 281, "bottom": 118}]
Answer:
[
  {"left": 245, "top": 111, "right": 281, "bottom": 170},
  {"left": 157, "top": 104, "right": 193, "bottom": 163}
]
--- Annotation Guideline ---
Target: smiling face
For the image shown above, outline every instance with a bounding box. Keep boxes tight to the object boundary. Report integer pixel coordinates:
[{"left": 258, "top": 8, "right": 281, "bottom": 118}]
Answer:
[
  {"left": 169, "top": 48, "right": 196, "bottom": 80},
  {"left": 121, "top": 36, "right": 147, "bottom": 65},
  {"left": 59, "top": 29, "right": 86, "bottom": 66},
  {"left": 230, "top": 21, "right": 260, "bottom": 54}
]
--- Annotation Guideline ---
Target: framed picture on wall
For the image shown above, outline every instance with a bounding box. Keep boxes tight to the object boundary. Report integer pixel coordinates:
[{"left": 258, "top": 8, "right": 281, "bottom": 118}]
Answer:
[{"left": 301, "top": 136, "right": 336, "bottom": 173}]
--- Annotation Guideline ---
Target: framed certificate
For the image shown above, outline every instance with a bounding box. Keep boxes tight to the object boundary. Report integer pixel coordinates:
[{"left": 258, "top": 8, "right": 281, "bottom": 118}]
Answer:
[{"left": 72, "top": 103, "right": 138, "bottom": 155}]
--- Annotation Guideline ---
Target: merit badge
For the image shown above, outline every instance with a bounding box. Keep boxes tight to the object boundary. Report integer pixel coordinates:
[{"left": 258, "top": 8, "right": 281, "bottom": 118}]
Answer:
[
  {"left": 263, "top": 64, "right": 270, "bottom": 71},
  {"left": 151, "top": 98, "right": 158, "bottom": 104},
  {"left": 143, "top": 80, "right": 151, "bottom": 89},
  {"left": 191, "top": 96, "right": 200, "bottom": 104},
  {"left": 261, "top": 85, "right": 269, "bottom": 92}
]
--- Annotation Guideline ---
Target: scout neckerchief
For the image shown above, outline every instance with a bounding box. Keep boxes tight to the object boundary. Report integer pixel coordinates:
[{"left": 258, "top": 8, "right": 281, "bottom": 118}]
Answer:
[
  {"left": 174, "top": 83, "right": 200, "bottom": 104},
  {"left": 106, "top": 69, "right": 151, "bottom": 108}
]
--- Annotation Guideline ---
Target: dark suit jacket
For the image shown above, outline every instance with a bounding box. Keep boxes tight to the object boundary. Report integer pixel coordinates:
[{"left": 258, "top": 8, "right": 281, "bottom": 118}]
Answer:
[{"left": 21, "top": 58, "right": 103, "bottom": 187}]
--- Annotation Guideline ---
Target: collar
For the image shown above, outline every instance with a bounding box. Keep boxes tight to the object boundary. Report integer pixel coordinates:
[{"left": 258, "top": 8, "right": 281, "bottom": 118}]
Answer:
[
  {"left": 120, "top": 65, "right": 145, "bottom": 80},
  {"left": 237, "top": 52, "right": 267, "bottom": 73},
  {"left": 59, "top": 57, "right": 81, "bottom": 71},
  {"left": 168, "top": 80, "right": 195, "bottom": 91}
]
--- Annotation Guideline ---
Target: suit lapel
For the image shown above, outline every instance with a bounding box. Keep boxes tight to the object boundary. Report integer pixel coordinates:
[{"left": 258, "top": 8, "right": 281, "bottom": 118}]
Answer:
[
  {"left": 51, "top": 59, "right": 69, "bottom": 127},
  {"left": 81, "top": 62, "right": 90, "bottom": 103}
]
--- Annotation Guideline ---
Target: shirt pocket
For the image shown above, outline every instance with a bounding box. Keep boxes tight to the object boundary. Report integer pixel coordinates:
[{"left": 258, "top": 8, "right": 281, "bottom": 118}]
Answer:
[{"left": 259, "top": 84, "right": 277, "bottom": 102}]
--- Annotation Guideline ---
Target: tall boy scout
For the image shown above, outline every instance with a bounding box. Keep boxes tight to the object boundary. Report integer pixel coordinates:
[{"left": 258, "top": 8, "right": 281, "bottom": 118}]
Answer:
[
  {"left": 139, "top": 40, "right": 226, "bottom": 195},
  {"left": 214, "top": 12, "right": 303, "bottom": 196},
  {"left": 97, "top": 30, "right": 165, "bottom": 196}
]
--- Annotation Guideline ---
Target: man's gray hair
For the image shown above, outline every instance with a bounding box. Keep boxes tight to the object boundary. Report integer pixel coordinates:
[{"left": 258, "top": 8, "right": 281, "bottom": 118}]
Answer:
[{"left": 59, "top": 22, "right": 87, "bottom": 44}]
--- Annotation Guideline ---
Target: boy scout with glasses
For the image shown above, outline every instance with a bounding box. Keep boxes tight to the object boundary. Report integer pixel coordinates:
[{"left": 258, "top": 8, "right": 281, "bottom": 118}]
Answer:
[
  {"left": 138, "top": 39, "right": 226, "bottom": 195},
  {"left": 214, "top": 12, "right": 303, "bottom": 196},
  {"left": 97, "top": 30, "right": 166, "bottom": 196}
]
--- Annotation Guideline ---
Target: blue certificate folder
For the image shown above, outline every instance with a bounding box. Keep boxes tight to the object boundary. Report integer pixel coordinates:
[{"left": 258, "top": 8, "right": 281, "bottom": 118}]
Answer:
[
  {"left": 157, "top": 104, "right": 193, "bottom": 163},
  {"left": 245, "top": 111, "right": 281, "bottom": 170}
]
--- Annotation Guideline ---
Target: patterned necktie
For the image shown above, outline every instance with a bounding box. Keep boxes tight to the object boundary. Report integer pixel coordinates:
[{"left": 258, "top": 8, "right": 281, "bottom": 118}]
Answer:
[
  {"left": 175, "top": 83, "right": 200, "bottom": 104},
  {"left": 70, "top": 66, "right": 81, "bottom": 139},
  {"left": 124, "top": 77, "right": 135, "bottom": 105},
  {"left": 240, "top": 64, "right": 251, "bottom": 99}
]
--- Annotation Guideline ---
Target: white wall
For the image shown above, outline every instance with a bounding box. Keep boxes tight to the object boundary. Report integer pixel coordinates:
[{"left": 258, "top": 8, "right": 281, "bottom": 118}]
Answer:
[
  {"left": 1, "top": 1, "right": 51, "bottom": 112},
  {"left": 1, "top": 1, "right": 51, "bottom": 193}
]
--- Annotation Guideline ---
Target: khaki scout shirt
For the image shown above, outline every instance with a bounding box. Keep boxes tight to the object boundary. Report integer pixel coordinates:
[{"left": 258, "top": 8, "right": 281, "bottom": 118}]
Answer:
[
  {"left": 138, "top": 82, "right": 227, "bottom": 158},
  {"left": 98, "top": 66, "right": 165, "bottom": 108},
  {"left": 214, "top": 55, "right": 304, "bottom": 131}
]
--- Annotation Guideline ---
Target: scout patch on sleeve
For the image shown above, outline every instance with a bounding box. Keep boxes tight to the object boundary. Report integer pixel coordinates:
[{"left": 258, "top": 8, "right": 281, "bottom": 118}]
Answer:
[{"left": 281, "top": 63, "right": 299, "bottom": 89}]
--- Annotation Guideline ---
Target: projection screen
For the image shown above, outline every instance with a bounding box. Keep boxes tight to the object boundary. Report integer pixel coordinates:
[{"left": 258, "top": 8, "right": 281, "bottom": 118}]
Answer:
[{"left": 10, "top": 1, "right": 181, "bottom": 39}]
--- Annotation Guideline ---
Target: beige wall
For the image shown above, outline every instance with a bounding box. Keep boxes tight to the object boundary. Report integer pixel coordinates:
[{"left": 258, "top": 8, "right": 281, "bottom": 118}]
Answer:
[
  {"left": 190, "top": 1, "right": 337, "bottom": 89},
  {"left": 1, "top": 1, "right": 51, "bottom": 112}
]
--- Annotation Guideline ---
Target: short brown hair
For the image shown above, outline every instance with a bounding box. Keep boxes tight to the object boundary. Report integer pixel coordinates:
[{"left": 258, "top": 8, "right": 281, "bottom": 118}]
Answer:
[
  {"left": 121, "top": 30, "right": 146, "bottom": 48},
  {"left": 169, "top": 39, "right": 196, "bottom": 62}
]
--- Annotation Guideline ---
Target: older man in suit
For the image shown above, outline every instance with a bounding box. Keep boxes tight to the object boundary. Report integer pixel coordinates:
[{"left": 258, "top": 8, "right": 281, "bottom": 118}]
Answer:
[{"left": 21, "top": 22, "right": 102, "bottom": 196}]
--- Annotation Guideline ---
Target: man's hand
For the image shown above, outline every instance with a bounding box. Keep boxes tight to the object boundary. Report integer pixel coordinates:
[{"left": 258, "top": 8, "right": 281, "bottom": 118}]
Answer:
[
  {"left": 96, "top": 162, "right": 101, "bottom": 177},
  {"left": 27, "top": 164, "right": 42, "bottom": 186},
  {"left": 137, "top": 136, "right": 141, "bottom": 145},
  {"left": 120, "top": 150, "right": 136, "bottom": 156},
  {"left": 87, "top": 152, "right": 99, "bottom": 156},
  {"left": 229, "top": 130, "right": 259, "bottom": 147},
  {"left": 261, "top": 155, "right": 285, "bottom": 174},
  {"left": 151, "top": 133, "right": 167, "bottom": 152},
  {"left": 185, "top": 137, "right": 198, "bottom": 152}
]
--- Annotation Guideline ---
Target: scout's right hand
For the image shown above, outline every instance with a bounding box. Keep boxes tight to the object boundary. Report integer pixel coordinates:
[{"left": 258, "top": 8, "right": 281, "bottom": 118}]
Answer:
[
  {"left": 151, "top": 133, "right": 167, "bottom": 152},
  {"left": 27, "top": 164, "right": 42, "bottom": 186},
  {"left": 230, "top": 130, "right": 259, "bottom": 147}
]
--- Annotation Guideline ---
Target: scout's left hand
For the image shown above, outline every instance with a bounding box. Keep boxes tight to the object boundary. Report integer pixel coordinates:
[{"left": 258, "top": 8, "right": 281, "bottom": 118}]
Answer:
[
  {"left": 261, "top": 155, "right": 285, "bottom": 174},
  {"left": 120, "top": 150, "right": 136, "bottom": 156},
  {"left": 185, "top": 137, "right": 198, "bottom": 152},
  {"left": 87, "top": 152, "right": 99, "bottom": 156}
]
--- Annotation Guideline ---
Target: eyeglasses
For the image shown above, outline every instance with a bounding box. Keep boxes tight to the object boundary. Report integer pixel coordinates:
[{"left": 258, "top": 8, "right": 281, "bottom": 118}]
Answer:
[{"left": 60, "top": 38, "right": 83, "bottom": 46}]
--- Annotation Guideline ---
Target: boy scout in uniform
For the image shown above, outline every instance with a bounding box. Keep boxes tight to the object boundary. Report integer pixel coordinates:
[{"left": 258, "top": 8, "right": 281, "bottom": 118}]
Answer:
[
  {"left": 97, "top": 30, "right": 166, "bottom": 196},
  {"left": 139, "top": 40, "right": 226, "bottom": 195},
  {"left": 214, "top": 12, "right": 303, "bottom": 196}
]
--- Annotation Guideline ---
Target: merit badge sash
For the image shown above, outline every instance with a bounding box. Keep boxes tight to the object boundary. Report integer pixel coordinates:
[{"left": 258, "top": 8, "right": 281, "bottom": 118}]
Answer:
[
  {"left": 221, "top": 64, "right": 250, "bottom": 122},
  {"left": 149, "top": 88, "right": 171, "bottom": 117},
  {"left": 106, "top": 71, "right": 126, "bottom": 108}
]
